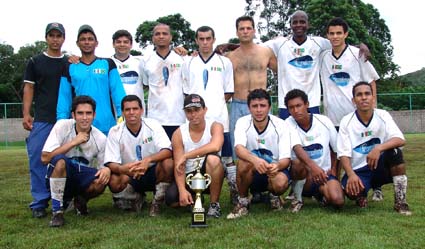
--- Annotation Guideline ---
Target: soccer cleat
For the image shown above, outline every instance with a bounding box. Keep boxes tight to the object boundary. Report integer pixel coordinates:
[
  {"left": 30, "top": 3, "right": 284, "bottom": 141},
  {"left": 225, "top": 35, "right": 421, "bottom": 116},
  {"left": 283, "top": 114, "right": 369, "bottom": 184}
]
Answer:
[
  {"left": 226, "top": 203, "right": 249, "bottom": 219},
  {"left": 356, "top": 196, "right": 368, "bottom": 208},
  {"left": 269, "top": 194, "right": 284, "bottom": 211},
  {"left": 49, "top": 211, "right": 64, "bottom": 227},
  {"left": 290, "top": 200, "right": 304, "bottom": 213},
  {"left": 207, "top": 202, "right": 222, "bottom": 218},
  {"left": 32, "top": 208, "right": 47, "bottom": 218},
  {"left": 394, "top": 202, "right": 412, "bottom": 216},
  {"left": 372, "top": 188, "right": 384, "bottom": 201},
  {"left": 74, "top": 195, "right": 88, "bottom": 216},
  {"left": 149, "top": 203, "right": 160, "bottom": 217}
]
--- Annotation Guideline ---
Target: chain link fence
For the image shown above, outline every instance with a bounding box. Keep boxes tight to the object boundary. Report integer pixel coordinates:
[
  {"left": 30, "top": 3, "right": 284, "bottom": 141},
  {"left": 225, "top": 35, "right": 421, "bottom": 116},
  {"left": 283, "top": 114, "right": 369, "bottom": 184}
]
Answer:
[{"left": 1, "top": 93, "right": 425, "bottom": 147}]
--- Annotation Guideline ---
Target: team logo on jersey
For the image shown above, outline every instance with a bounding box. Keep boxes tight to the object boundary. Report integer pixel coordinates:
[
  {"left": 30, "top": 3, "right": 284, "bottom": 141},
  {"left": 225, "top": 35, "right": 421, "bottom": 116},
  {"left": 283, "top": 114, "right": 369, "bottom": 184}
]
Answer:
[
  {"left": 142, "top": 136, "right": 153, "bottom": 144},
  {"left": 288, "top": 55, "right": 313, "bottom": 69},
  {"left": 203, "top": 69, "right": 209, "bottom": 89},
  {"left": 119, "top": 64, "right": 130, "bottom": 69},
  {"left": 303, "top": 143, "right": 323, "bottom": 160},
  {"left": 120, "top": 71, "right": 139, "bottom": 85},
  {"left": 257, "top": 138, "right": 266, "bottom": 144},
  {"left": 169, "top": 63, "right": 181, "bottom": 69},
  {"left": 353, "top": 138, "right": 381, "bottom": 154},
  {"left": 329, "top": 72, "right": 350, "bottom": 87},
  {"left": 332, "top": 64, "right": 343, "bottom": 70},
  {"left": 360, "top": 130, "right": 373, "bottom": 137},
  {"left": 93, "top": 68, "right": 106, "bottom": 74},
  {"left": 162, "top": 66, "right": 169, "bottom": 86},
  {"left": 251, "top": 148, "right": 273, "bottom": 163},
  {"left": 210, "top": 66, "right": 222, "bottom": 72},
  {"left": 293, "top": 48, "right": 305, "bottom": 56}
]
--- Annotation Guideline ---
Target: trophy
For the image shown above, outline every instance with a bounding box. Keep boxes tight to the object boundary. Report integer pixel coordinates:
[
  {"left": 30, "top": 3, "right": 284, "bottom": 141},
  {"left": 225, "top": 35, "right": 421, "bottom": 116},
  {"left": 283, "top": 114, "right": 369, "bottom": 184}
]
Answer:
[{"left": 186, "top": 158, "right": 211, "bottom": 228}]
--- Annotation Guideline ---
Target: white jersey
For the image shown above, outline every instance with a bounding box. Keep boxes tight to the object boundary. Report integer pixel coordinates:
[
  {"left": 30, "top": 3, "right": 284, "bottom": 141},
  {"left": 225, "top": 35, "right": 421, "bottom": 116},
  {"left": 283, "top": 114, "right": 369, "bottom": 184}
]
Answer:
[
  {"left": 320, "top": 45, "right": 379, "bottom": 126},
  {"left": 142, "top": 50, "right": 185, "bottom": 126},
  {"left": 182, "top": 52, "right": 234, "bottom": 132},
  {"left": 286, "top": 114, "right": 338, "bottom": 171},
  {"left": 42, "top": 119, "right": 106, "bottom": 169},
  {"left": 337, "top": 109, "right": 404, "bottom": 170},
  {"left": 266, "top": 36, "right": 331, "bottom": 108},
  {"left": 180, "top": 119, "right": 217, "bottom": 173},
  {"left": 234, "top": 114, "right": 299, "bottom": 162},
  {"left": 104, "top": 118, "right": 172, "bottom": 166}
]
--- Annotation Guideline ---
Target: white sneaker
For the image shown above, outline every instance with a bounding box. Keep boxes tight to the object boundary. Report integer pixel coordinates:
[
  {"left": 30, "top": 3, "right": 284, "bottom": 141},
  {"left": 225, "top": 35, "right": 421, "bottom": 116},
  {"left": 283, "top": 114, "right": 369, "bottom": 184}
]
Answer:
[
  {"left": 227, "top": 203, "right": 249, "bottom": 219},
  {"left": 372, "top": 189, "right": 384, "bottom": 201}
]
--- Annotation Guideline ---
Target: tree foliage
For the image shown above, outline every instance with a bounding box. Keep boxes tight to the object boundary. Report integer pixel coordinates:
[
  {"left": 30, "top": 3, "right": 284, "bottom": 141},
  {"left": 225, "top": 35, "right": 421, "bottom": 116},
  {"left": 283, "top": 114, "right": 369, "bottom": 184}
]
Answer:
[
  {"left": 134, "top": 13, "right": 196, "bottom": 51},
  {"left": 244, "top": 0, "right": 398, "bottom": 78}
]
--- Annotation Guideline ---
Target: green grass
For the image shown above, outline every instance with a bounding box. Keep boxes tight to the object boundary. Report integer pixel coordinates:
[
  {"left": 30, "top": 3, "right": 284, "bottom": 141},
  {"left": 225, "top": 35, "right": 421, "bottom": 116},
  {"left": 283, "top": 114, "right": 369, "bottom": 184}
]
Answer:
[{"left": 1, "top": 134, "right": 424, "bottom": 248}]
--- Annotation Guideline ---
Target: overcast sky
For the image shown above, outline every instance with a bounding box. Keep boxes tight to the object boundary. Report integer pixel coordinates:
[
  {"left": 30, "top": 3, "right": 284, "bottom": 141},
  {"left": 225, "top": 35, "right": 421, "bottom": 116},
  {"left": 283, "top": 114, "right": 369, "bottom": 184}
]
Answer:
[{"left": 0, "top": 0, "right": 422, "bottom": 75}]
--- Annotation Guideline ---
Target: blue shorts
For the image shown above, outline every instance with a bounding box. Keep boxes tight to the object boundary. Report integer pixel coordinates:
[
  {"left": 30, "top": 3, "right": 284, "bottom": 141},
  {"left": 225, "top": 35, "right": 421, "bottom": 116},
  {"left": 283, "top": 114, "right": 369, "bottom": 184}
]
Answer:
[
  {"left": 130, "top": 164, "right": 157, "bottom": 193},
  {"left": 250, "top": 168, "right": 290, "bottom": 193},
  {"left": 221, "top": 132, "right": 233, "bottom": 158},
  {"left": 303, "top": 174, "right": 338, "bottom": 198},
  {"left": 279, "top": 106, "right": 320, "bottom": 120},
  {"left": 162, "top": 126, "right": 180, "bottom": 140},
  {"left": 47, "top": 154, "right": 98, "bottom": 201}
]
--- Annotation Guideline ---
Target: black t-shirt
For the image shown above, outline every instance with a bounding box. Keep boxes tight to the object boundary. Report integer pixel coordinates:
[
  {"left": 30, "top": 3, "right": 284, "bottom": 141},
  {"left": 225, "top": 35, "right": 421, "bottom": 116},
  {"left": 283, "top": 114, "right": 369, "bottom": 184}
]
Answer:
[{"left": 23, "top": 52, "right": 68, "bottom": 123}]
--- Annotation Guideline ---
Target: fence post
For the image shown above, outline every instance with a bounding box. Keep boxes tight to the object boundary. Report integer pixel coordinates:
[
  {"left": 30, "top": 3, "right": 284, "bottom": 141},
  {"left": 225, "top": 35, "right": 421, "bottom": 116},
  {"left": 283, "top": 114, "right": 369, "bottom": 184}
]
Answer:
[{"left": 3, "top": 103, "right": 8, "bottom": 147}]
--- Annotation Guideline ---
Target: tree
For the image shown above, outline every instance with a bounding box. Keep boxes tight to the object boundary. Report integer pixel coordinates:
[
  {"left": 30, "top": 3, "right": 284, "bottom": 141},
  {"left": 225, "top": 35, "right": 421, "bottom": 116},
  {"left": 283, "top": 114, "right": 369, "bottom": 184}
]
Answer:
[
  {"left": 244, "top": 0, "right": 398, "bottom": 78},
  {"left": 134, "top": 13, "right": 196, "bottom": 51}
]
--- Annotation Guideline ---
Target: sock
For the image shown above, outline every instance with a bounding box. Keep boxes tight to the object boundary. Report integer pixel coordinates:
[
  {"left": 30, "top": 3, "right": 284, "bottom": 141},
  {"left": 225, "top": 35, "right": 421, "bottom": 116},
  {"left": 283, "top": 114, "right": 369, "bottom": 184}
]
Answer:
[
  {"left": 293, "top": 179, "right": 306, "bottom": 202},
  {"left": 153, "top": 182, "right": 170, "bottom": 204},
  {"left": 393, "top": 175, "right": 408, "bottom": 204},
  {"left": 114, "top": 184, "right": 138, "bottom": 200},
  {"left": 238, "top": 196, "right": 250, "bottom": 207},
  {"left": 50, "top": 177, "right": 66, "bottom": 213},
  {"left": 226, "top": 164, "right": 237, "bottom": 183}
]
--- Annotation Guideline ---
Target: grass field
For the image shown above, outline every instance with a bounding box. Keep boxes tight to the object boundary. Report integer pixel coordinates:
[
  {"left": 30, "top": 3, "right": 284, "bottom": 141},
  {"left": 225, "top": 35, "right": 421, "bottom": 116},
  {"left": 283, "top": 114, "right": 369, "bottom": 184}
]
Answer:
[{"left": 0, "top": 134, "right": 424, "bottom": 249}]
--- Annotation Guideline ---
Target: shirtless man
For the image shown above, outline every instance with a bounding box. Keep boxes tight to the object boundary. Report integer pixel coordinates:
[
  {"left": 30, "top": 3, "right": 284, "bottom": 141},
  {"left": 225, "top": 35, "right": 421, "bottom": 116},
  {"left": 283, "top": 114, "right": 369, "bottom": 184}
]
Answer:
[{"left": 226, "top": 16, "right": 277, "bottom": 203}]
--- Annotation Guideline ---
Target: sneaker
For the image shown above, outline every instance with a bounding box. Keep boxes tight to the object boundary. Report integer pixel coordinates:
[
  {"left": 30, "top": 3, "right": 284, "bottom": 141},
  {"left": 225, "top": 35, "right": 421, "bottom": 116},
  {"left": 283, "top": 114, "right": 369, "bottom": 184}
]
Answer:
[
  {"left": 32, "top": 208, "right": 47, "bottom": 218},
  {"left": 356, "top": 196, "right": 368, "bottom": 208},
  {"left": 372, "top": 188, "right": 384, "bottom": 202},
  {"left": 74, "top": 195, "right": 88, "bottom": 216},
  {"left": 149, "top": 203, "right": 160, "bottom": 217},
  {"left": 394, "top": 202, "right": 412, "bottom": 216},
  {"left": 49, "top": 212, "right": 64, "bottom": 227},
  {"left": 226, "top": 203, "right": 249, "bottom": 219},
  {"left": 207, "top": 202, "right": 222, "bottom": 218},
  {"left": 269, "top": 194, "right": 284, "bottom": 211},
  {"left": 228, "top": 180, "right": 239, "bottom": 205},
  {"left": 290, "top": 200, "right": 304, "bottom": 213}
]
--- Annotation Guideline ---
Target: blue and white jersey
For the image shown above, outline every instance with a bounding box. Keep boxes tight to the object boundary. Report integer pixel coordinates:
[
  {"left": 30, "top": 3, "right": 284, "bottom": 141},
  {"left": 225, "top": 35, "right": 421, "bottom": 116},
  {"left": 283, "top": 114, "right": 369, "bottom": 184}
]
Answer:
[
  {"left": 265, "top": 36, "right": 330, "bottom": 108},
  {"left": 320, "top": 45, "right": 379, "bottom": 126},
  {"left": 104, "top": 118, "right": 172, "bottom": 166},
  {"left": 142, "top": 50, "right": 185, "bottom": 126},
  {"left": 111, "top": 55, "right": 145, "bottom": 109},
  {"left": 286, "top": 114, "right": 338, "bottom": 171},
  {"left": 337, "top": 109, "right": 404, "bottom": 170},
  {"left": 42, "top": 119, "right": 106, "bottom": 169},
  {"left": 182, "top": 52, "right": 234, "bottom": 132},
  {"left": 57, "top": 58, "right": 126, "bottom": 135},
  {"left": 234, "top": 114, "right": 298, "bottom": 162}
]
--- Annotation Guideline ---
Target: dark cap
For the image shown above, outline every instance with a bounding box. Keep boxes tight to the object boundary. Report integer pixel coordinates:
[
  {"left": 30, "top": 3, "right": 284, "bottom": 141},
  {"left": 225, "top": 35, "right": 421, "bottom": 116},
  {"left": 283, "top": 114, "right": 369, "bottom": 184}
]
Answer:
[
  {"left": 77, "top": 24, "right": 97, "bottom": 39},
  {"left": 45, "top": 22, "right": 65, "bottom": 36},
  {"left": 183, "top": 94, "right": 205, "bottom": 109}
]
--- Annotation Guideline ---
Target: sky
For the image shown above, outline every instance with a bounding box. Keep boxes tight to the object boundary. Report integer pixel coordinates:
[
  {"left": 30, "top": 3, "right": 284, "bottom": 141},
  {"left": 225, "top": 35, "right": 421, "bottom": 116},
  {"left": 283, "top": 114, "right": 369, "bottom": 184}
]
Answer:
[{"left": 0, "top": 0, "right": 422, "bottom": 75}]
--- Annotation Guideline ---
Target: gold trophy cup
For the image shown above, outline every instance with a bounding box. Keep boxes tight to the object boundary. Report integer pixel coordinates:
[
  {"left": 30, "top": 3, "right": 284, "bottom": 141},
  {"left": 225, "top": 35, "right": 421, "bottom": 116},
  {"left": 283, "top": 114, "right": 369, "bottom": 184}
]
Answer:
[{"left": 186, "top": 158, "right": 211, "bottom": 228}]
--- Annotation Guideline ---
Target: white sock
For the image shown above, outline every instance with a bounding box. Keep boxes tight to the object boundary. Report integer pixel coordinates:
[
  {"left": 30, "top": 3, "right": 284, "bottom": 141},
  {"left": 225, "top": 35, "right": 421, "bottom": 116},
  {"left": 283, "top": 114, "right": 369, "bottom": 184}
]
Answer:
[
  {"left": 50, "top": 177, "right": 66, "bottom": 212},
  {"left": 293, "top": 179, "right": 306, "bottom": 202},
  {"left": 153, "top": 182, "right": 170, "bottom": 204},
  {"left": 393, "top": 175, "right": 408, "bottom": 203},
  {"left": 226, "top": 165, "right": 237, "bottom": 183}
]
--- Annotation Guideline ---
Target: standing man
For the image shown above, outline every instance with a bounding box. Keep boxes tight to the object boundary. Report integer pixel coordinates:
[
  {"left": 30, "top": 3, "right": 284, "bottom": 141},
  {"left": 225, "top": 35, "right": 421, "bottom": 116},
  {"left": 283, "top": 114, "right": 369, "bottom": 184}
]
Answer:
[
  {"left": 57, "top": 24, "right": 126, "bottom": 135},
  {"left": 285, "top": 89, "right": 344, "bottom": 212},
  {"left": 337, "top": 82, "right": 411, "bottom": 215},
  {"left": 182, "top": 26, "right": 237, "bottom": 204},
  {"left": 165, "top": 94, "right": 225, "bottom": 217},
  {"left": 111, "top": 29, "right": 145, "bottom": 109},
  {"left": 142, "top": 23, "right": 186, "bottom": 139},
  {"left": 22, "top": 22, "right": 68, "bottom": 218},
  {"left": 41, "top": 96, "right": 111, "bottom": 227},
  {"left": 266, "top": 10, "right": 331, "bottom": 119},
  {"left": 226, "top": 89, "right": 291, "bottom": 219},
  {"left": 104, "top": 95, "right": 174, "bottom": 217}
]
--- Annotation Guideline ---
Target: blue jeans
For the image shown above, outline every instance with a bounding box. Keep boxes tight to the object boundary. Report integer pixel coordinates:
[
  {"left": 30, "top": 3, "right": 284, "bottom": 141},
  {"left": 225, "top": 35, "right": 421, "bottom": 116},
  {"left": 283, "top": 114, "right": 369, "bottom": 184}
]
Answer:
[
  {"left": 229, "top": 99, "right": 250, "bottom": 160},
  {"left": 26, "top": 122, "right": 54, "bottom": 210}
]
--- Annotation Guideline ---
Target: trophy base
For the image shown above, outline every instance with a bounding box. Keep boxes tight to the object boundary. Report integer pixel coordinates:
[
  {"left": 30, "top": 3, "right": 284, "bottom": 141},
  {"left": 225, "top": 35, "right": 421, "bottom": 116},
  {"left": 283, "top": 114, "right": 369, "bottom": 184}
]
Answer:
[{"left": 190, "top": 211, "right": 207, "bottom": 228}]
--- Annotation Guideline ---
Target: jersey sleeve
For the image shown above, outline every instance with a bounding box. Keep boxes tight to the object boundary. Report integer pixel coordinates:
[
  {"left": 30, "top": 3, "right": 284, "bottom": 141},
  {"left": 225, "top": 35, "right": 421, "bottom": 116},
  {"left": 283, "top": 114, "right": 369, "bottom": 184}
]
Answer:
[
  {"left": 278, "top": 121, "right": 292, "bottom": 160},
  {"left": 104, "top": 126, "right": 122, "bottom": 165},
  {"left": 42, "top": 120, "right": 67, "bottom": 153},
  {"left": 336, "top": 116, "right": 353, "bottom": 159},
  {"left": 56, "top": 66, "right": 72, "bottom": 120},
  {"left": 360, "top": 59, "right": 380, "bottom": 83},
  {"left": 107, "top": 58, "right": 126, "bottom": 118},
  {"left": 379, "top": 110, "right": 405, "bottom": 141},
  {"left": 234, "top": 117, "right": 247, "bottom": 147},
  {"left": 96, "top": 133, "right": 107, "bottom": 169},
  {"left": 223, "top": 57, "right": 234, "bottom": 94},
  {"left": 181, "top": 56, "right": 192, "bottom": 94},
  {"left": 23, "top": 57, "right": 36, "bottom": 84}
]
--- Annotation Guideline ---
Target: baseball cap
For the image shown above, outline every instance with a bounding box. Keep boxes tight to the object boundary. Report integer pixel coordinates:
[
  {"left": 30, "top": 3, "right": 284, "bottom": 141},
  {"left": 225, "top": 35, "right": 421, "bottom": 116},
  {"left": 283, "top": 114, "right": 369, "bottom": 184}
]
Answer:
[
  {"left": 183, "top": 94, "right": 205, "bottom": 109},
  {"left": 45, "top": 22, "right": 65, "bottom": 36},
  {"left": 77, "top": 24, "right": 97, "bottom": 39}
]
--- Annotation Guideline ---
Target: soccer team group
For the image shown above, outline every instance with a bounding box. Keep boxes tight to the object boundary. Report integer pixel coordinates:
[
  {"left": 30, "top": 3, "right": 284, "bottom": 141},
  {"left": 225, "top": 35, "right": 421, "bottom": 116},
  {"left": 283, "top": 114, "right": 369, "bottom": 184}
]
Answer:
[{"left": 23, "top": 10, "right": 412, "bottom": 228}]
